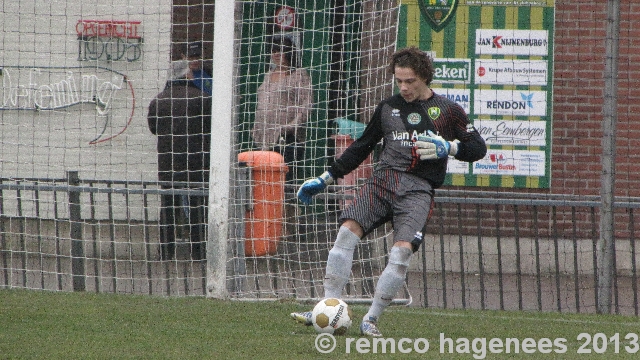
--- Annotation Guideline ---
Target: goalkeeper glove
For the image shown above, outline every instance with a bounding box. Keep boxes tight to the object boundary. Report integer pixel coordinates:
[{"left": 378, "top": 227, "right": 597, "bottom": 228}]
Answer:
[
  {"left": 296, "top": 171, "right": 334, "bottom": 205},
  {"left": 415, "top": 130, "right": 459, "bottom": 160}
]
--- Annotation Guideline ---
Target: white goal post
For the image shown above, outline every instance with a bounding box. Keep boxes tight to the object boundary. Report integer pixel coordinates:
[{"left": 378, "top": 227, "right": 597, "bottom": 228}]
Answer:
[{"left": 207, "top": 0, "right": 236, "bottom": 300}]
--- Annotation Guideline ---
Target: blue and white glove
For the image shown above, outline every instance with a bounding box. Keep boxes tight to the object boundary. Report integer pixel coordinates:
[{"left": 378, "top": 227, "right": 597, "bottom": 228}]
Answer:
[
  {"left": 415, "top": 130, "right": 459, "bottom": 160},
  {"left": 296, "top": 171, "right": 334, "bottom": 205}
]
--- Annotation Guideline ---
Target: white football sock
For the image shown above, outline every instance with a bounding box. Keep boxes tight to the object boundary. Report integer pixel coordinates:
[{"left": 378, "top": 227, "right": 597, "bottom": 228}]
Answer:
[
  {"left": 364, "top": 246, "right": 412, "bottom": 322},
  {"left": 323, "top": 226, "right": 360, "bottom": 299}
]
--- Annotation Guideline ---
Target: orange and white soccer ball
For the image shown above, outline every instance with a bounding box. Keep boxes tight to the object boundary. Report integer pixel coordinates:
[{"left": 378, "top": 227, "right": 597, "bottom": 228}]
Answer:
[{"left": 311, "top": 298, "right": 353, "bottom": 335}]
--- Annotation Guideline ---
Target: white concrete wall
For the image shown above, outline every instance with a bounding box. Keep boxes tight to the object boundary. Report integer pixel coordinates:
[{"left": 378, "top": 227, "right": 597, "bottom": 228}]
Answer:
[{"left": 0, "top": 0, "right": 172, "bottom": 182}]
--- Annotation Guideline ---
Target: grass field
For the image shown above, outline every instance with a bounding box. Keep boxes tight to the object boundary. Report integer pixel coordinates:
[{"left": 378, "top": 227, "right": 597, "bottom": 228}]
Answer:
[{"left": 1, "top": 289, "right": 640, "bottom": 359}]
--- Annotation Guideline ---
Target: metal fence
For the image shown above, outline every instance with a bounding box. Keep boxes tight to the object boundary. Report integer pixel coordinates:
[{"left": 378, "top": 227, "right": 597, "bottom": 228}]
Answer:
[
  {"left": 0, "top": 173, "right": 209, "bottom": 296},
  {"left": 416, "top": 191, "right": 640, "bottom": 316},
  {"left": 1, "top": 173, "right": 638, "bottom": 315}
]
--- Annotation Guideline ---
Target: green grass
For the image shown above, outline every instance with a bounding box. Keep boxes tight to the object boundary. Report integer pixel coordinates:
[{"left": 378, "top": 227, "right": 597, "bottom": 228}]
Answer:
[{"left": 1, "top": 289, "right": 640, "bottom": 359}]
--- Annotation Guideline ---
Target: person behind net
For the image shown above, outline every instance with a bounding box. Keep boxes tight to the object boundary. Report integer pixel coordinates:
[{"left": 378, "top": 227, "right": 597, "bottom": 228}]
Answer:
[
  {"left": 251, "top": 35, "right": 313, "bottom": 185},
  {"left": 290, "top": 47, "right": 487, "bottom": 336},
  {"left": 147, "top": 59, "right": 212, "bottom": 261},
  {"left": 181, "top": 41, "right": 213, "bottom": 96}
]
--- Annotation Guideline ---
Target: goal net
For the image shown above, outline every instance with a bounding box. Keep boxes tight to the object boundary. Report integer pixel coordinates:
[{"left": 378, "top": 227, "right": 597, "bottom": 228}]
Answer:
[
  {"left": 0, "top": 0, "right": 405, "bottom": 302},
  {"left": 230, "top": 1, "right": 402, "bottom": 302}
]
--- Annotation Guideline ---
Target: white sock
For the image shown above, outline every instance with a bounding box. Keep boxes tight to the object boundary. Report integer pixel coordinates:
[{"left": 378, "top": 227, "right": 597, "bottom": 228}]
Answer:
[
  {"left": 323, "top": 226, "right": 359, "bottom": 299},
  {"left": 364, "top": 246, "right": 412, "bottom": 322}
]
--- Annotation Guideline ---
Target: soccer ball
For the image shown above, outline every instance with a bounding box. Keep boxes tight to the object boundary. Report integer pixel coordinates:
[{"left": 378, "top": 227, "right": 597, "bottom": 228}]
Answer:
[{"left": 311, "top": 298, "right": 353, "bottom": 335}]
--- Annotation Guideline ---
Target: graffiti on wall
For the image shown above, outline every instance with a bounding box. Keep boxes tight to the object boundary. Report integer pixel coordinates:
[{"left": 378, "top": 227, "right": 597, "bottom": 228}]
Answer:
[
  {"left": 76, "top": 20, "right": 143, "bottom": 62},
  {"left": 0, "top": 66, "right": 135, "bottom": 144}
]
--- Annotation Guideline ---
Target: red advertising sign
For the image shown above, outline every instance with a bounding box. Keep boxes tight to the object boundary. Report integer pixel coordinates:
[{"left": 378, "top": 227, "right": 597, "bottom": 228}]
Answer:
[{"left": 76, "top": 20, "right": 142, "bottom": 39}]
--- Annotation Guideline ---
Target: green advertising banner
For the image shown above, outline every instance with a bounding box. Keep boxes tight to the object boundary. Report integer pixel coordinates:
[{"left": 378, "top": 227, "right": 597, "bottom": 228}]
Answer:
[{"left": 398, "top": 0, "right": 555, "bottom": 189}]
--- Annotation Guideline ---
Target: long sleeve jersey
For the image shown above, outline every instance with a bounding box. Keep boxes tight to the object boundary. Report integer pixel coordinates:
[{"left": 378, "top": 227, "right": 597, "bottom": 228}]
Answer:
[{"left": 328, "top": 92, "right": 487, "bottom": 189}]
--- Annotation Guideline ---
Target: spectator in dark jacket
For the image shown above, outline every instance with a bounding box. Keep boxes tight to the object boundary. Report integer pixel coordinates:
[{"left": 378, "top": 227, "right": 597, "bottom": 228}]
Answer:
[
  {"left": 181, "top": 41, "right": 213, "bottom": 95},
  {"left": 147, "top": 60, "right": 212, "bottom": 260}
]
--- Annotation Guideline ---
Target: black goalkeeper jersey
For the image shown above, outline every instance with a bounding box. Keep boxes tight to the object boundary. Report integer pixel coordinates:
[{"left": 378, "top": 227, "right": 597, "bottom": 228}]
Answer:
[{"left": 328, "top": 92, "right": 487, "bottom": 189}]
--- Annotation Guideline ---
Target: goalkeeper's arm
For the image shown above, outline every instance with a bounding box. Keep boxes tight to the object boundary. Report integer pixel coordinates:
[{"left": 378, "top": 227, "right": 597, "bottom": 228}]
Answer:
[{"left": 296, "top": 171, "right": 334, "bottom": 205}]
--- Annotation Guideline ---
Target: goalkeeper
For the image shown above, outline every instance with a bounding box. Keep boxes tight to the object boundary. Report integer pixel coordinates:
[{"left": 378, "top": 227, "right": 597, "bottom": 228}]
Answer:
[{"left": 290, "top": 47, "right": 486, "bottom": 337}]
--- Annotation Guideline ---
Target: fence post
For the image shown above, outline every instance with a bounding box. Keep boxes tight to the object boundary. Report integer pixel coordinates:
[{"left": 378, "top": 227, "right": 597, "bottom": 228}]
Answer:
[
  {"left": 598, "top": 0, "right": 620, "bottom": 314},
  {"left": 67, "top": 171, "right": 85, "bottom": 291},
  {"left": 0, "top": 179, "right": 7, "bottom": 287}
]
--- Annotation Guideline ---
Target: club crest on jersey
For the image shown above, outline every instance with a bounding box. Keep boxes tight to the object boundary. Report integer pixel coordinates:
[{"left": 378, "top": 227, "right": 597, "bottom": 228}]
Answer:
[
  {"left": 428, "top": 107, "right": 441, "bottom": 120},
  {"left": 407, "top": 112, "right": 422, "bottom": 125}
]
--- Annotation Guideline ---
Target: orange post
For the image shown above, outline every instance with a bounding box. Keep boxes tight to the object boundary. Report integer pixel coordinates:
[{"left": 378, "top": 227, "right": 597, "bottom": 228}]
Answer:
[{"left": 238, "top": 151, "right": 288, "bottom": 256}]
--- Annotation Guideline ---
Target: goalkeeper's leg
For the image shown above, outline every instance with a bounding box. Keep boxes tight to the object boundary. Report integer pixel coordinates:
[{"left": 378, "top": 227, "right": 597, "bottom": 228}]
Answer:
[
  {"left": 360, "top": 245, "right": 412, "bottom": 337},
  {"left": 324, "top": 225, "right": 360, "bottom": 298},
  {"left": 290, "top": 224, "right": 361, "bottom": 325}
]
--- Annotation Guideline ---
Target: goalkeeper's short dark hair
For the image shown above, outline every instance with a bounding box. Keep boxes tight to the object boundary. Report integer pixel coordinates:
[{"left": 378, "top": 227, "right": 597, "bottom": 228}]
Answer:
[{"left": 388, "top": 46, "right": 435, "bottom": 85}]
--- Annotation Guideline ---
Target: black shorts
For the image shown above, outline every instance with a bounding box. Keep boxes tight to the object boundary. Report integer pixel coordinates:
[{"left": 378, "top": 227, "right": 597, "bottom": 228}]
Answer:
[{"left": 339, "top": 168, "right": 435, "bottom": 248}]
